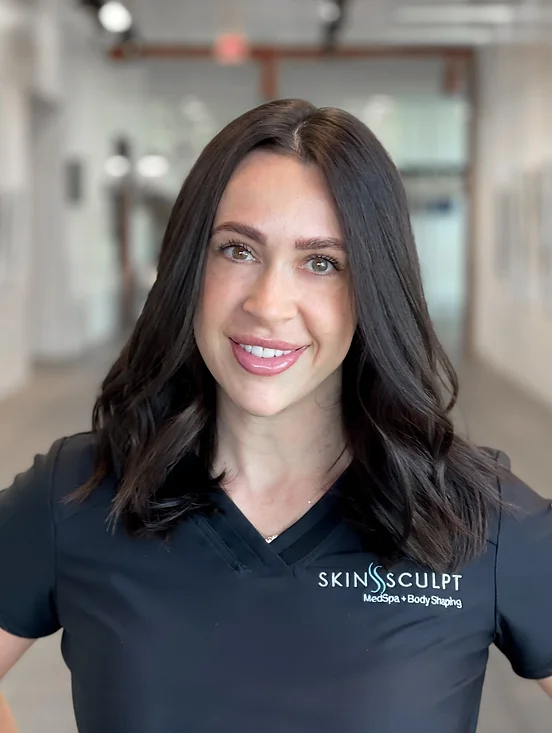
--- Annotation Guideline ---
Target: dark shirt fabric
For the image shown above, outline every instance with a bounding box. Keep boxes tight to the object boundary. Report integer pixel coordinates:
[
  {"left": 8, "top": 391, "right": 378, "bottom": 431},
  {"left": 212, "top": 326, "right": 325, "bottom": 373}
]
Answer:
[{"left": 1, "top": 433, "right": 552, "bottom": 733}]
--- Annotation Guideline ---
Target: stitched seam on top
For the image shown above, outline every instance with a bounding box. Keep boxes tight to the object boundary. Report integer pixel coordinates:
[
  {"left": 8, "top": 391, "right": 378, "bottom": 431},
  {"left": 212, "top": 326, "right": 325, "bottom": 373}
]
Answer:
[
  {"left": 291, "top": 521, "right": 347, "bottom": 569},
  {"left": 493, "top": 471, "right": 503, "bottom": 642},
  {"left": 191, "top": 515, "right": 245, "bottom": 573},
  {"left": 50, "top": 437, "right": 67, "bottom": 629}
]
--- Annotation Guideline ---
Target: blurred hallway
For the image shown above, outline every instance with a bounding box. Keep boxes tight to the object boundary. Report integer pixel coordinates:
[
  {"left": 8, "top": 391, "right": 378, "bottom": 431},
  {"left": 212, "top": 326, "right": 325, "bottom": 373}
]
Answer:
[
  {"left": 0, "top": 351, "right": 551, "bottom": 732},
  {"left": 1, "top": 1, "right": 551, "bottom": 730}
]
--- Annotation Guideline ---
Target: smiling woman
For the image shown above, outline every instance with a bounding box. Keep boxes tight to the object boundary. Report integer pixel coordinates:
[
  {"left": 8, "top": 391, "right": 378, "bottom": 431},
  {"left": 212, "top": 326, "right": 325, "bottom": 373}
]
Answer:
[
  {"left": 1, "top": 99, "right": 552, "bottom": 733},
  {"left": 194, "top": 150, "right": 355, "bottom": 419}
]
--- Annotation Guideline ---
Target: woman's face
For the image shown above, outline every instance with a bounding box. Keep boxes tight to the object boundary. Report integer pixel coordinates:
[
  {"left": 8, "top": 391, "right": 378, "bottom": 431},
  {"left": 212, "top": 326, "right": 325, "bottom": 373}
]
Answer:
[{"left": 194, "top": 150, "right": 356, "bottom": 418}]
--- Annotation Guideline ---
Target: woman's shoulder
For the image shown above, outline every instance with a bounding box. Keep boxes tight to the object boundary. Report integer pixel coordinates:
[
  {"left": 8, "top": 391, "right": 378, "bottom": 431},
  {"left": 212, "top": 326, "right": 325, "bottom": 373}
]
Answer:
[
  {"left": 482, "top": 447, "right": 552, "bottom": 546},
  {"left": 1, "top": 432, "right": 116, "bottom": 523},
  {"left": 50, "top": 431, "right": 100, "bottom": 490},
  {"left": 51, "top": 432, "right": 117, "bottom": 513},
  {"left": 484, "top": 451, "right": 552, "bottom": 680},
  {"left": 476, "top": 446, "right": 551, "bottom": 549},
  {"left": 0, "top": 433, "right": 115, "bottom": 638}
]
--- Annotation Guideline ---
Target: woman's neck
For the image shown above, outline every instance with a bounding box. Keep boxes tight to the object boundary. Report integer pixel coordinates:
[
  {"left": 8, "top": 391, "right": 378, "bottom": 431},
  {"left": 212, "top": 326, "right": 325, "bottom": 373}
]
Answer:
[{"left": 213, "top": 390, "right": 348, "bottom": 499}]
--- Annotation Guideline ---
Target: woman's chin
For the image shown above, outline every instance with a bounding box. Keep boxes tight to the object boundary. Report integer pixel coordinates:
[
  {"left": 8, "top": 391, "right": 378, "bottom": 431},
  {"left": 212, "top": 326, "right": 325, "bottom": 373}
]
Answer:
[
  {"left": 224, "top": 386, "right": 298, "bottom": 419},
  {"left": 234, "top": 398, "right": 290, "bottom": 419}
]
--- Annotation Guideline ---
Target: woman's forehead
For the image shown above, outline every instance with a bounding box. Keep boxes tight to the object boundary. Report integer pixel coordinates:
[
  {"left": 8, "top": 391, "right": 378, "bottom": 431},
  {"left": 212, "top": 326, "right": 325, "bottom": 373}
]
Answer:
[{"left": 214, "top": 152, "right": 342, "bottom": 240}]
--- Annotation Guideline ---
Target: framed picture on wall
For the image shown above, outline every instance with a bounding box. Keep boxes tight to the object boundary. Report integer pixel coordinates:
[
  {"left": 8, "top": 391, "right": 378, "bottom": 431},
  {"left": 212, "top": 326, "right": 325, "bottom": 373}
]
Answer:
[
  {"left": 65, "top": 158, "right": 85, "bottom": 204},
  {"left": 515, "top": 170, "right": 538, "bottom": 303},
  {"left": 0, "top": 191, "right": 15, "bottom": 283},
  {"left": 537, "top": 164, "right": 552, "bottom": 313},
  {"left": 494, "top": 186, "right": 513, "bottom": 281},
  {"left": 0, "top": 189, "right": 27, "bottom": 285},
  {"left": 494, "top": 175, "right": 535, "bottom": 303},
  {"left": 495, "top": 173, "right": 534, "bottom": 304}
]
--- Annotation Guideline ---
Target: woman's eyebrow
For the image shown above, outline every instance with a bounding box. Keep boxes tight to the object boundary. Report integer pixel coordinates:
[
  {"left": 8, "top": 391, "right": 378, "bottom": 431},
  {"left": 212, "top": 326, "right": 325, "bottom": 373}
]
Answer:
[{"left": 212, "top": 222, "right": 345, "bottom": 251}]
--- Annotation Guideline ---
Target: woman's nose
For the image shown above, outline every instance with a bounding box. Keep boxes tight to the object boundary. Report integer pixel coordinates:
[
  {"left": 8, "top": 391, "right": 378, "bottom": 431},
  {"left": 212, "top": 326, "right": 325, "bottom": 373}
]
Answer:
[{"left": 242, "top": 266, "right": 298, "bottom": 324}]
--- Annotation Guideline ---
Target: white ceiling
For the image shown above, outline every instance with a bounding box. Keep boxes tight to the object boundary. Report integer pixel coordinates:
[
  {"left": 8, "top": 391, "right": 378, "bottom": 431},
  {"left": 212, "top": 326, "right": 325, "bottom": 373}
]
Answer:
[{"left": 124, "top": 0, "right": 552, "bottom": 47}]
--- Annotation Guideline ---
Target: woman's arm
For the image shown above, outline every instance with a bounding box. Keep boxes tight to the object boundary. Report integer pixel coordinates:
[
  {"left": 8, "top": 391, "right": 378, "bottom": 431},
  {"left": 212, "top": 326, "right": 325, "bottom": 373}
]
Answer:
[
  {"left": 538, "top": 676, "right": 552, "bottom": 698},
  {"left": 0, "top": 692, "right": 18, "bottom": 733},
  {"left": 0, "top": 628, "right": 35, "bottom": 733}
]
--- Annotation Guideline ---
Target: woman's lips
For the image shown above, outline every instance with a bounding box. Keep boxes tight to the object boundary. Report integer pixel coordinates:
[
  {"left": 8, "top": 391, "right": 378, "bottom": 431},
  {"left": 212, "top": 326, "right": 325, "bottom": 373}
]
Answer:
[
  {"left": 230, "top": 339, "right": 307, "bottom": 376},
  {"left": 229, "top": 335, "right": 304, "bottom": 351}
]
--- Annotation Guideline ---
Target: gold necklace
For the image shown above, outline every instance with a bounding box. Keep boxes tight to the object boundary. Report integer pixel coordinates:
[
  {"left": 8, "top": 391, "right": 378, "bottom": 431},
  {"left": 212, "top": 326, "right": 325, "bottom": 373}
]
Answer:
[
  {"left": 262, "top": 495, "right": 319, "bottom": 543},
  {"left": 222, "top": 460, "right": 348, "bottom": 545}
]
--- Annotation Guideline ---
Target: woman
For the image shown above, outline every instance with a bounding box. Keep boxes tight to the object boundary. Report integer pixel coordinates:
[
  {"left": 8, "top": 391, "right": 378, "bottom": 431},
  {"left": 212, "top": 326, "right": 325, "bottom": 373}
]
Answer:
[{"left": 1, "top": 99, "right": 551, "bottom": 733}]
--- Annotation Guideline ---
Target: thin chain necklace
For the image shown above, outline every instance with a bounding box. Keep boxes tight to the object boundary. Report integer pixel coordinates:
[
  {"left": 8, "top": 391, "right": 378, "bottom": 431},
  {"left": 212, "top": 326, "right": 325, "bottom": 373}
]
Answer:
[
  {"left": 262, "top": 495, "right": 320, "bottom": 543},
  {"left": 221, "top": 454, "right": 349, "bottom": 544}
]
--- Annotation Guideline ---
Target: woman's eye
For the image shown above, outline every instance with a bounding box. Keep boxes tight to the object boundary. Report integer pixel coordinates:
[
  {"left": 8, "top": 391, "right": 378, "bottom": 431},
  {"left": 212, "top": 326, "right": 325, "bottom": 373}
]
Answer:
[
  {"left": 304, "top": 257, "right": 338, "bottom": 275},
  {"left": 221, "top": 244, "right": 254, "bottom": 262}
]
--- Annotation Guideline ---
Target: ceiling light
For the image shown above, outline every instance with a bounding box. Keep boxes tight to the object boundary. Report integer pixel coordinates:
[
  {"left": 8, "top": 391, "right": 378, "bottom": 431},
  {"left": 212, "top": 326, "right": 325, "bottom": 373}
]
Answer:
[
  {"left": 319, "top": 0, "right": 341, "bottom": 24},
  {"left": 180, "top": 96, "right": 209, "bottom": 122},
  {"left": 362, "top": 95, "right": 395, "bottom": 127},
  {"left": 137, "top": 155, "right": 169, "bottom": 179},
  {"left": 213, "top": 31, "right": 250, "bottom": 66},
  {"left": 364, "top": 95, "right": 393, "bottom": 117},
  {"left": 396, "top": 4, "right": 515, "bottom": 26},
  {"left": 105, "top": 155, "right": 131, "bottom": 178},
  {"left": 98, "top": 1, "right": 133, "bottom": 34}
]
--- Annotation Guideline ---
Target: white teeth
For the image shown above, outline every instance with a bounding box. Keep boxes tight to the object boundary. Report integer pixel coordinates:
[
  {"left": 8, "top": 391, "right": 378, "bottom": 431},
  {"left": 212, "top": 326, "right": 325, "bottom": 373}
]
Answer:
[{"left": 238, "top": 344, "right": 293, "bottom": 358}]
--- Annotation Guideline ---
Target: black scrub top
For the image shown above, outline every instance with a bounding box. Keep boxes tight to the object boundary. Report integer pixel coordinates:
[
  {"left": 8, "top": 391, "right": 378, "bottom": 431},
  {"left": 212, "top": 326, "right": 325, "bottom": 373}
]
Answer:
[{"left": 1, "top": 433, "right": 552, "bottom": 733}]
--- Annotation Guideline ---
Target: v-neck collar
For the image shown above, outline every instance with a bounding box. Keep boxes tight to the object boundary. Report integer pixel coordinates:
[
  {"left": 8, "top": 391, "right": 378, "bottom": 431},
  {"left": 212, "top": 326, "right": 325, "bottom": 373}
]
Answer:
[{"left": 193, "top": 470, "right": 350, "bottom": 575}]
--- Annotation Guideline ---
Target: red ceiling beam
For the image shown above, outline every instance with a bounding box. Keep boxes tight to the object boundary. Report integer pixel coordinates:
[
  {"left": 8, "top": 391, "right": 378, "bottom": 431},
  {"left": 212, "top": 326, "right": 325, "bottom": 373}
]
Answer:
[{"left": 110, "top": 44, "right": 474, "bottom": 63}]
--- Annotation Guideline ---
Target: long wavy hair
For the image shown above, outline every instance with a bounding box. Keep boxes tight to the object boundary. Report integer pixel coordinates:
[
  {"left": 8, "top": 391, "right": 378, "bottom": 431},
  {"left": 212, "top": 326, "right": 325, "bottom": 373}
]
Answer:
[{"left": 76, "top": 98, "right": 501, "bottom": 572}]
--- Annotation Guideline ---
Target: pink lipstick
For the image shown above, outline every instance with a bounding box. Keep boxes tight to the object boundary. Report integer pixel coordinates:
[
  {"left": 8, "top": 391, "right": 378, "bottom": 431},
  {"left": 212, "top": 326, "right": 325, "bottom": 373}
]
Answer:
[{"left": 229, "top": 337, "right": 307, "bottom": 376}]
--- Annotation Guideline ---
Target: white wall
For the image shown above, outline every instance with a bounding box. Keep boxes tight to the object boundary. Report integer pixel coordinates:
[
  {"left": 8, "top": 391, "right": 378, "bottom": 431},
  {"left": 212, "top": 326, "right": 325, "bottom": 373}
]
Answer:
[
  {"left": 26, "top": 0, "right": 88, "bottom": 361},
  {"left": 0, "top": 0, "right": 87, "bottom": 398},
  {"left": 0, "top": 79, "right": 31, "bottom": 397},
  {"left": 0, "top": 2, "right": 35, "bottom": 398},
  {"left": 474, "top": 45, "right": 552, "bottom": 409},
  {"left": 59, "top": 8, "right": 146, "bottom": 343},
  {"left": 0, "top": 0, "right": 148, "bottom": 397}
]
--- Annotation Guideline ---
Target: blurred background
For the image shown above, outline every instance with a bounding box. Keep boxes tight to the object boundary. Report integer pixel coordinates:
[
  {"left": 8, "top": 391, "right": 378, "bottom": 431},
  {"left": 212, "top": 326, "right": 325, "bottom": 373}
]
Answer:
[{"left": 0, "top": 0, "right": 551, "bottom": 731}]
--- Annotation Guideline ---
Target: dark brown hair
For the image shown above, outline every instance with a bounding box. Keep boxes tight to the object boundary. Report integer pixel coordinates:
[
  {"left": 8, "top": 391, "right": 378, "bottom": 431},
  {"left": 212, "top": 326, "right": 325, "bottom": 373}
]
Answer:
[{"left": 76, "top": 99, "right": 501, "bottom": 571}]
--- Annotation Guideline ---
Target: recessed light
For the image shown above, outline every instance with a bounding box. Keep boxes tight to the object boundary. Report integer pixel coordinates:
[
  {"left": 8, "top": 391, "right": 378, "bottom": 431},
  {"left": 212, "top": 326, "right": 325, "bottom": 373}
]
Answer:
[{"left": 98, "top": 2, "right": 133, "bottom": 34}]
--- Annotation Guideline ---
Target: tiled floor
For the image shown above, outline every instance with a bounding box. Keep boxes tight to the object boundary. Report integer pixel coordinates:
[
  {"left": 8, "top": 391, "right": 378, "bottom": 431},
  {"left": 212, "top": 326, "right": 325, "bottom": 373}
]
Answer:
[{"left": 0, "top": 348, "right": 551, "bottom": 732}]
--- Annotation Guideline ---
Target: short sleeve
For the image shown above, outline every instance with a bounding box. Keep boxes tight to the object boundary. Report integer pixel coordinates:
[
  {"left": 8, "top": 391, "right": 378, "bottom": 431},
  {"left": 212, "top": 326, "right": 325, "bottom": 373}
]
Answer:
[
  {"left": 0, "top": 440, "right": 64, "bottom": 639},
  {"left": 494, "top": 472, "right": 552, "bottom": 679}
]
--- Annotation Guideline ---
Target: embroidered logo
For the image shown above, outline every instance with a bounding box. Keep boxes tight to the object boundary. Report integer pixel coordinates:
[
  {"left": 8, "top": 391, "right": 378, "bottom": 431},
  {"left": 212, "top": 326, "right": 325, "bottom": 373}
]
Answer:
[{"left": 318, "top": 565, "right": 464, "bottom": 609}]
